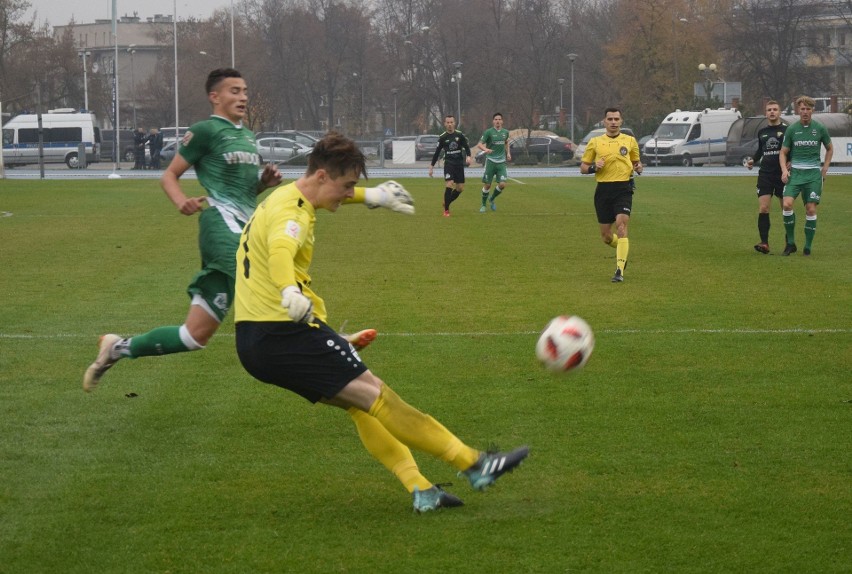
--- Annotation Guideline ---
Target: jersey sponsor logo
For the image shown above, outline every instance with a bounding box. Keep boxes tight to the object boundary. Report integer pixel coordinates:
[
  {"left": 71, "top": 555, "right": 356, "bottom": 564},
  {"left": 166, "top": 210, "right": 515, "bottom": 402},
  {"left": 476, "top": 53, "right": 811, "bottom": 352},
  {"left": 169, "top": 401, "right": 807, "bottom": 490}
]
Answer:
[
  {"left": 285, "top": 220, "right": 301, "bottom": 240},
  {"left": 223, "top": 150, "right": 260, "bottom": 164},
  {"left": 793, "top": 140, "right": 820, "bottom": 147}
]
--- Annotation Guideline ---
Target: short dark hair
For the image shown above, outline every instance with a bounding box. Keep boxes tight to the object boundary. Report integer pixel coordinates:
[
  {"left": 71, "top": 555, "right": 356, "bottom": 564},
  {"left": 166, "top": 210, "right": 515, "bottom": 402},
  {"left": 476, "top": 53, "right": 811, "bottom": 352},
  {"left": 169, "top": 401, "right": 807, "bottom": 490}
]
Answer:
[
  {"left": 445, "top": 114, "right": 456, "bottom": 120},
  {"left": 604, "top": 107, "right": 622, "bottom": 117},
  {"left": 493, "top": 112, "right": 503, "bottom": 119},
  {"left": 206, "top": 68, "right": 242, "bottom": 94},
  {"left": 306, "top": 132, "right": 367, "bottom": 180}
]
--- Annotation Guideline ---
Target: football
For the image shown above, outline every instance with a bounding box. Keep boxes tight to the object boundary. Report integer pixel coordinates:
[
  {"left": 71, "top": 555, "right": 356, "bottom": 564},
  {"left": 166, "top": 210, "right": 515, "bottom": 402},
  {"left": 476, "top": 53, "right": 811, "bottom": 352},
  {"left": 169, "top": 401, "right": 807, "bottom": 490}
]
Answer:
[{"left": 535, "top": 315, "right": 595, "bottom": 373}]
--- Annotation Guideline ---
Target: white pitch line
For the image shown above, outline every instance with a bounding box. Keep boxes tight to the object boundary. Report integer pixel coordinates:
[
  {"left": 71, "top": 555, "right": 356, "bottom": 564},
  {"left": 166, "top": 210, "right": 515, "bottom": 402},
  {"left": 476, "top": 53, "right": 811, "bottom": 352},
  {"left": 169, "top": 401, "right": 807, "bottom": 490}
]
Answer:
[{"left": 1, "top": 328, "right": 849, "bottom": 340}]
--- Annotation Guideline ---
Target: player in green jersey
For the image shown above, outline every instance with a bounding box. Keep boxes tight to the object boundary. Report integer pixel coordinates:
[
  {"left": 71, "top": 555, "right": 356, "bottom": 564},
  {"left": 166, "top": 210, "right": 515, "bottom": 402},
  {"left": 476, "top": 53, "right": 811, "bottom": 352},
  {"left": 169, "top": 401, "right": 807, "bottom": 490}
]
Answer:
[
  {"left": 83, "top": 68, "right": 285, "bottom": 391},
  {"left": 779, "top": 95, "right": 833, "bottom": 256},
  {"left": 476, "top": 112, "right": 512, "bottom": 212}
]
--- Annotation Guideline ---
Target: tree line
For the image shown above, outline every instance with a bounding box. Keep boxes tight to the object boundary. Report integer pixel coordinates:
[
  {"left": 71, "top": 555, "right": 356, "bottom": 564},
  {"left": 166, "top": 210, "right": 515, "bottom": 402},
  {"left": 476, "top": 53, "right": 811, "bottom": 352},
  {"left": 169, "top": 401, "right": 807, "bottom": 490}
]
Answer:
[{"left": 1, "top": 0, "right": 848, "bottom": 142}]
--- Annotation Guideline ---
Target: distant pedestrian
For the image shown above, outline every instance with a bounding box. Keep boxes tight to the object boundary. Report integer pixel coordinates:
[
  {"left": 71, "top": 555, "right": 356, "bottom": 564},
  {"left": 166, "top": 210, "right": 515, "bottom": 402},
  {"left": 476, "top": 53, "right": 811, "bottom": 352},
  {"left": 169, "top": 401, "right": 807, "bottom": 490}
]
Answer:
[
  {"left": 148, "top": 128, "right": 164, "bottom": 170},
  {"left": 133, "top": 127, "right": 147, "bottom": 169}
]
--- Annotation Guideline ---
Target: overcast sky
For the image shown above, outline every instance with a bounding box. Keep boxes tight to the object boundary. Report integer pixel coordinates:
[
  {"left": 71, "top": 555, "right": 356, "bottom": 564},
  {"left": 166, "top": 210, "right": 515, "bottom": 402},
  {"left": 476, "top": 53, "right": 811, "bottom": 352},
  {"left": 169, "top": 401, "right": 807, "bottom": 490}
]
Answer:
[{"left": 26, "top": 1, "right": 228, "bottom": 27}]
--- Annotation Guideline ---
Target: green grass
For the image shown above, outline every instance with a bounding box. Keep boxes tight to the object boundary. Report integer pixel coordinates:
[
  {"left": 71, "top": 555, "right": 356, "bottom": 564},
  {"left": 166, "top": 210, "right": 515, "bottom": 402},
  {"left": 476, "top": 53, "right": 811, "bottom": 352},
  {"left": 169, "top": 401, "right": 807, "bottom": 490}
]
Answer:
[{"left": 1, "top": 176, "right": 850, "bottom": 573}]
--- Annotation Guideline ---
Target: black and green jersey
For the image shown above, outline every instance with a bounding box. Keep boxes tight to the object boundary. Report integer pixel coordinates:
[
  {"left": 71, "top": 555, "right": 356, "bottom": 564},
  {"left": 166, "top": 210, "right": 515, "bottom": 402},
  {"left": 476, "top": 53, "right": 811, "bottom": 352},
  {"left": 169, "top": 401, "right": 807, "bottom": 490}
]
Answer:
[
  {"left": 431, "top": 130, "right": 471, "bottom": 166},
  {"left": 179, "top": 115, "right": 260, "bottom": 223},
  {"left": 754, "top": 122, "right": 788, "bottom": 179}
]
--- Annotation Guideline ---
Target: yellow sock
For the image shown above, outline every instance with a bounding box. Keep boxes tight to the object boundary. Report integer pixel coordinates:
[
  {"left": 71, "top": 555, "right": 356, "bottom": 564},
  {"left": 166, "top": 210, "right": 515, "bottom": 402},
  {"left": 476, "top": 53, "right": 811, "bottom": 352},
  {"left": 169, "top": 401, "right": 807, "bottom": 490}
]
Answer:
[
  {"left": 348, "top": 407, "right": 431, "bottom": 493},
  {"left": 609, "top": 235, "right": 618, "bottom": 248},
  {"left": 616, "top": 237, "right": 629, "bottom": 272},
  {"left": 368, "top": 385, "right": 480, "bottom": 472}
]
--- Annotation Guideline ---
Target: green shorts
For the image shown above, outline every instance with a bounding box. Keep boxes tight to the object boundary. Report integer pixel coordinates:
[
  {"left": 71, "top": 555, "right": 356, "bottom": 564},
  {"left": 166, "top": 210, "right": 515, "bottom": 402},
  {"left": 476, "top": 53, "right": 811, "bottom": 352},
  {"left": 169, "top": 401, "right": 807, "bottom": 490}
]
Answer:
[
  {"left": 482, "top": 159, "right": 508, "bottom": 185},
  {"left": 784, "top": 170, "right": 823, "bottom": 204},
  {"left": 187, "top": 207, "right": 243, "bottom": 322}
]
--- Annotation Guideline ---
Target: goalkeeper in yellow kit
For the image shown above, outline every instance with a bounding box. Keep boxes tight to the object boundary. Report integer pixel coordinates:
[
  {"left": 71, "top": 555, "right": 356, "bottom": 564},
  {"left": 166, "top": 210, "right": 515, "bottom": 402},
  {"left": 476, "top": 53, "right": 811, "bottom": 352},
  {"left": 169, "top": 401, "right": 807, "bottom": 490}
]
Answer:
[{"left": 235, "top": 132, "right": 529, "bottom": 512}]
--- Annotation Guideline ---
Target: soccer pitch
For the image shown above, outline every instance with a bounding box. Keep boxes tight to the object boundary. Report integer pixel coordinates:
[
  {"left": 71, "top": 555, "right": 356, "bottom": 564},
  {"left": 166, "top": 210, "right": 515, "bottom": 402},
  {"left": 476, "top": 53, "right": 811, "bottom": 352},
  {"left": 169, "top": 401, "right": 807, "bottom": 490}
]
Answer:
[{"left": 1, "top": 176, "right": 850, "bottom": 573}]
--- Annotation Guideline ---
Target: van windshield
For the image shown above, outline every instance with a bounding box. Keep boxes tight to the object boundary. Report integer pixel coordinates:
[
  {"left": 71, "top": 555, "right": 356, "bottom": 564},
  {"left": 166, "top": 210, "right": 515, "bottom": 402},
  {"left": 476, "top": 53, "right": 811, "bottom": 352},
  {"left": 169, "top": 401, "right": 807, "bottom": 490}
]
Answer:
[{"left": 654, "top": 124, "right": 690, "bottom": 140}]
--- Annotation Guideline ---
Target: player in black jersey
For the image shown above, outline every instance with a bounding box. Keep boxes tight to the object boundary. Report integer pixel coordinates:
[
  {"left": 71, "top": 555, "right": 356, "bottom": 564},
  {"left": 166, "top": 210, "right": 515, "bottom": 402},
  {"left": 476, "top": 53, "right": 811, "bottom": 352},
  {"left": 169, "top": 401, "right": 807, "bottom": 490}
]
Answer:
[
  {"left": 428, "top": 115, "right": 472, "bottom": 217},
  {"left": 746, "top": 100, "right": 788, "bottom": 254}
]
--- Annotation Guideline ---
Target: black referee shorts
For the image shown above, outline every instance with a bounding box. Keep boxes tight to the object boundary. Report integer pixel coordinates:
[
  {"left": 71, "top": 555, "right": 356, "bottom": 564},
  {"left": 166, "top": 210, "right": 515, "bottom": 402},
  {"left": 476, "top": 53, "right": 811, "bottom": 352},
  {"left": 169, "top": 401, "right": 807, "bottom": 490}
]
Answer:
[
  {"left": 236, "top": 319, "right": 368, "bottom": 403},
  {"left": 594, "top": 181, "right": 634, "bottom": 224}
]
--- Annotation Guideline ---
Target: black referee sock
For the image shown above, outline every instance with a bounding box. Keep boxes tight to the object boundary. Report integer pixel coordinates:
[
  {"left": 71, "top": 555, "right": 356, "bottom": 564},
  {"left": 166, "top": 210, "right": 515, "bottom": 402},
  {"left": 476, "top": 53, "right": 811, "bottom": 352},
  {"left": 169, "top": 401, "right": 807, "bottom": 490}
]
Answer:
[
  {"left": 448, "top": 189, "right": 461, "bottom": 206},
  {"left": 443, "top": 188, "right": 452, "bottom": 209},
  {"left": 757, "top": 212, "right": 770, "bottom": 244}
]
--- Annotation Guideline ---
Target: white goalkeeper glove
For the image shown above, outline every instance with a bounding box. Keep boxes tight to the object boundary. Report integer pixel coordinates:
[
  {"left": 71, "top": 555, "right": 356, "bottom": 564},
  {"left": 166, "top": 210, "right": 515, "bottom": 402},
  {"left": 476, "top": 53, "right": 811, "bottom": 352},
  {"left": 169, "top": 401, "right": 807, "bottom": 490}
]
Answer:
[
  {"left": 280, "top": 286, "right": 313, "bottom": 323},
  {"left": 364, "top": 180, "right": 415, "bottom": 215}
]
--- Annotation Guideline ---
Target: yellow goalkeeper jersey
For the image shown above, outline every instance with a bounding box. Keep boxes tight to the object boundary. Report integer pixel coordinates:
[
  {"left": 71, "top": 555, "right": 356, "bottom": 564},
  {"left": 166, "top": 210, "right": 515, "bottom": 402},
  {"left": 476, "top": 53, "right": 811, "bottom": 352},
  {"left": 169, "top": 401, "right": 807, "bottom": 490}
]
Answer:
[
  {"left": 235, "top": 182, "right": 328, "bottom": 323},
  {"left": 581, "top": 132, "right": 639, "bottom": 183}
]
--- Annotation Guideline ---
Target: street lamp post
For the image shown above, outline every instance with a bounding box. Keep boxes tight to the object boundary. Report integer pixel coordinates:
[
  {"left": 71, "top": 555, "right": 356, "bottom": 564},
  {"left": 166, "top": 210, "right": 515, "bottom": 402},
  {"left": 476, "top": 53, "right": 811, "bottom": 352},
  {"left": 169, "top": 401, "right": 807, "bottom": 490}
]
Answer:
[
  {"left": 230, "top": 0, "right": 235, "bottom": 67},
  {"left": 672, "top": 16, "right": 688, "bottom": 100},
  {"left": 78, "top": 50, "right": 91, "bottom": 110},
  {"left": 453, "top": 61, "right": 462, "bottom": 124},
  {"left": 127, "top": 45, "right": 137, "bottom": 127},
  {"left": 352, "top": 72, "right": 365, "bottom": 135},
  {"left": 391, "top": 88, "right": 398, "bottom": 136},
  {"left": 173, "top": 0, "right": 180, "bottom": 143},
  {"left": 557, "top": 78, "right": 564, "bottom": 129},
  {"left": 698, "top": 63, "right": 718, "bottom": 106},
  {"left": 568, "top": 53, "right": 577, "bottom": 144}
]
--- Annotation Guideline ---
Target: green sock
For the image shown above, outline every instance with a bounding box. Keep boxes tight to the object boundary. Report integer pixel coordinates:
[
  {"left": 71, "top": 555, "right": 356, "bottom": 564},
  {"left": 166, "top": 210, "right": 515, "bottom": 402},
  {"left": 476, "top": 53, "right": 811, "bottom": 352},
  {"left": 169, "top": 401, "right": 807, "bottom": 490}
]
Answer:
[
  {"left": 782, "top": 210, "right": 796, "bottom": 245},
  {"left": 128, "top": 326, "right": 191, "bottom": 358},
  {"left": 481, "top": 189, "right": 489, "bottom": 206},
  {"left": 490, "top": 187, "right": 503, "bottom": 201},
  {"left": 804, "top": 216, "right": 816, "bottom": 249}
]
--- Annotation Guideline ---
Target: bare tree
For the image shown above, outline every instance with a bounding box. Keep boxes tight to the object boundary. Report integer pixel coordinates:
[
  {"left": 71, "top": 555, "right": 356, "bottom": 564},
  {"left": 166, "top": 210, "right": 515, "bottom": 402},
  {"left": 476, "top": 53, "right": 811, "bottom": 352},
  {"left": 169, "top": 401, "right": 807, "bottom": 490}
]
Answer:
[{"left": 719, "top": 0, "right": 834, "bottom": 110}]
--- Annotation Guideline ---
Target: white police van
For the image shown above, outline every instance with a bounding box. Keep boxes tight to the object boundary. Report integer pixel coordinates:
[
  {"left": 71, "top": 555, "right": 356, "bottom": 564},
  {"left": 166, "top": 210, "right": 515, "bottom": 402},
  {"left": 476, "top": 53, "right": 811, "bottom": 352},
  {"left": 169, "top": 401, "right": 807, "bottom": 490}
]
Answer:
[
  {"left": 2, "top": 109, "right": 101, "bottom": 168},
  {"left": 644, "top": 108, "right": 741, "bottom": 166}
]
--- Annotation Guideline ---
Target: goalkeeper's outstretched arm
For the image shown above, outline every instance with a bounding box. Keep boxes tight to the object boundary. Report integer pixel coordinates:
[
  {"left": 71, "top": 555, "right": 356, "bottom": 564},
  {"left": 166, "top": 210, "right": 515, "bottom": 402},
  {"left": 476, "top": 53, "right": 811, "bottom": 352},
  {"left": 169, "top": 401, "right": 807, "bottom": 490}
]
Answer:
[{"left": 344, "top": 180, "right": 415, "bottom": 215}]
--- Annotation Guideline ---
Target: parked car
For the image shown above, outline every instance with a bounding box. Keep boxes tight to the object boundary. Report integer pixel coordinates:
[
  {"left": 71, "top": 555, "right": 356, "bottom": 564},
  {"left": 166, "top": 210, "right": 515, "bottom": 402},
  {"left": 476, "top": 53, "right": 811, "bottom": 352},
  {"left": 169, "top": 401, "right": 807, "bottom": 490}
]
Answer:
[
  {"left": 159, "top": 140, "right": 178, "bottom": 165},
  {"left": 510, "top": 135, "right": 574, "bottom": 161},
  {"left": 256, "top": 130, "right": 319, "bottom": 149},
  {"left": 100, "top": 129, "right": 136, "bottom": 162},
  {"left": 574, "top": 127, "right": 635, "bottom": 159},
  {"left": 255, "top": 136, "right": 312, "bottom": 164},
  {"left": 383, "top": 136, "right": 416, "bottom": 159},
  {"left": 475, "top": 135, "right": 575, "bottom": 164},
  {"left": 414, "top": 134, "right": 440, "bottom": 161}
]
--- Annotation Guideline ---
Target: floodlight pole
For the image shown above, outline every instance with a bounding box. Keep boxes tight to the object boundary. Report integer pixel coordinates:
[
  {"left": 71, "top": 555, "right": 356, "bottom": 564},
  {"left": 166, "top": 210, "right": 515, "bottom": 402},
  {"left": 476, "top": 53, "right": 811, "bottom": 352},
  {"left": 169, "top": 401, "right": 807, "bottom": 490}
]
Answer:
[
  {"left": 230, "top": 0, "right": 235, "bottom": 67},
  {"left": 453, "top": 61, "right": 462, "bottom": 124},
  {"left": 173, "top": 0, "right": 180, "bottom": 143},
  {"left": 568, "top": 53, "right": 577, "bottom": 143},
  {"left": 79, "top": 50, "right": 91, "bottom": 110}
]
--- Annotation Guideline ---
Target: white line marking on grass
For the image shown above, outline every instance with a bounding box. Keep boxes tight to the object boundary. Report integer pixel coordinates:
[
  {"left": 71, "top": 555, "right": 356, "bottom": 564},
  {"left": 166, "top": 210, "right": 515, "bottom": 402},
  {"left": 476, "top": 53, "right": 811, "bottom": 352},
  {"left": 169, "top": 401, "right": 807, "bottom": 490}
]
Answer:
[
  {"left": 508, "top": 177, "right": 525, "bottom": 184},
  {"left": 2, "top": 328, "right": 849, "bottom": 340}
]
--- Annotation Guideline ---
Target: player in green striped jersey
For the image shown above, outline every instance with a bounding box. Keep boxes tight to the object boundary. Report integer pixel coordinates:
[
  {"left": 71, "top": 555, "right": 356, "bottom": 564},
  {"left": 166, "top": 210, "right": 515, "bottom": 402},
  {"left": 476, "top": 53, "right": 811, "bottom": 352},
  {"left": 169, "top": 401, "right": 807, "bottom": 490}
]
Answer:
[
  {"left": 476, "top": 112, "right": 512, "bottom": 212},
  {"left": 84, "top": 68, "right": 282, "bottom": 391},
  {"left": 779, "top": 95, "right": 833, "bottom": 256}
]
